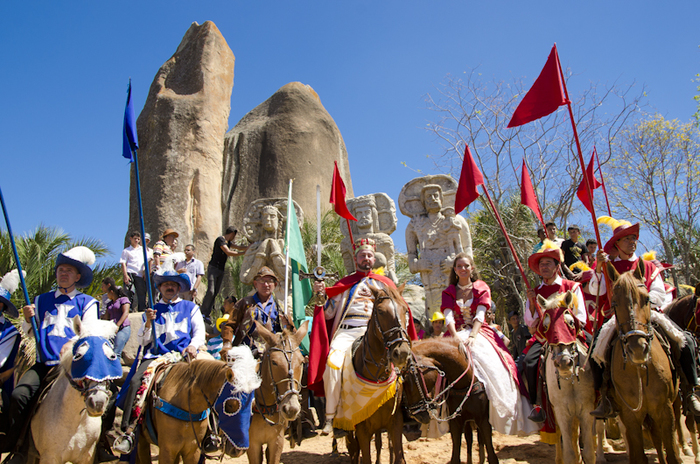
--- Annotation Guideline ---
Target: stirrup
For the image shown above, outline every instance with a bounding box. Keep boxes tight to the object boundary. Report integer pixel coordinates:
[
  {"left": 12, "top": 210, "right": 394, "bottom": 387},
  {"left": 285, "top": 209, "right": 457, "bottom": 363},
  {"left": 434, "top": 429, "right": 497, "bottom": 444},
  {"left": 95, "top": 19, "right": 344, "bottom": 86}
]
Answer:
[
  {"left": 112, "top": 432, "right": 135, "bottom": 455},
  {"left": 527, "top": 407, "right": 546, "bottom": 423},
  {"left": 590, "top": 397, "right": 614, "bottom": 419}
]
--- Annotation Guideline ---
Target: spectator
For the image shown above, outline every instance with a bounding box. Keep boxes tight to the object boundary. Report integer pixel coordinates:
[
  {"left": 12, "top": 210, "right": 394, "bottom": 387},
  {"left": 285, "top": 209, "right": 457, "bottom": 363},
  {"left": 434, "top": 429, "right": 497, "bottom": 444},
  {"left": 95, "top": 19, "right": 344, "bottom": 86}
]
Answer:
[
  {"left": 201, "top": 226, "right": 248, "bottom": 321},
  {"left": 429, "top": 311, "right": 446, "bottom": 338},
  {"left": 120, "top": 231, "right": 152, "bottom": 311},
  {"left": 561, "top": 225, "right": 587, "bottom": 267},
  {"left": 101, "top": 278, "right": 132, "bottom": 359},
  {"left": 507, "top": 310, "right": 530, "bottom": 361},
  {"left": 585, "top": 239, "right": 598, "bottom": 265},
  {"left": 153, "top": 229, "right": 178, "bottom": 269},
  {"left": 532, "top": 228, "right": 547, "bottom": 254},
  {"left": 175, "top": 244, "right": 205, "bottom": 301},
  {"left": 485, "top": 306, "right": 509, "bottom": 346},
  {"left": 545, "top": 221, "right": 564, "bottom": 246}
]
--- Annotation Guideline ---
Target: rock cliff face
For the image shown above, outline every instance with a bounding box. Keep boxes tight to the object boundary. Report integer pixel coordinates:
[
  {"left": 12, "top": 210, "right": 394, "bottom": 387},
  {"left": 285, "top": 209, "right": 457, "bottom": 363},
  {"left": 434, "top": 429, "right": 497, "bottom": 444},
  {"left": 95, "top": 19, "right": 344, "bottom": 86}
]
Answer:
[
  {"left": 221, "top": 82, "right": 352, "bottom": 231},
  {"left": 127, "top": 21, "right": 234, "bottom": 265}
]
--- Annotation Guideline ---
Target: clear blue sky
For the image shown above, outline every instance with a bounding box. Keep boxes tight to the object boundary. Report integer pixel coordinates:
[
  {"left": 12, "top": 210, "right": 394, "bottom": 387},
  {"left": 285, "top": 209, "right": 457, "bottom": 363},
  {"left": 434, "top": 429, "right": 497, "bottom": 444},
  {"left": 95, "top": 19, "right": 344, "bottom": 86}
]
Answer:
[{"left": 1, "top": 1, "right": 698, "bottom": 261}]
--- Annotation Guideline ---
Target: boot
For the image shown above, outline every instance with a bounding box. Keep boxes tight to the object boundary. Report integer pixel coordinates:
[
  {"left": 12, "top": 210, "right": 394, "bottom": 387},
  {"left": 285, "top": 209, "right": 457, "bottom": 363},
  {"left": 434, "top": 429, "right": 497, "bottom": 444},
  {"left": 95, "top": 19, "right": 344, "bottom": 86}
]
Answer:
[
  {"left": 320, "top": 417, "right": 333, "bottom": 436},
  {"left": 686, "top": 386, "right": 700, "bottom": 417},
  {"left": 590, "top": 394, "right": 614, "bottom": 419},
  {"left": 527, "top": 405, "right": 546, "bottom": 423}
]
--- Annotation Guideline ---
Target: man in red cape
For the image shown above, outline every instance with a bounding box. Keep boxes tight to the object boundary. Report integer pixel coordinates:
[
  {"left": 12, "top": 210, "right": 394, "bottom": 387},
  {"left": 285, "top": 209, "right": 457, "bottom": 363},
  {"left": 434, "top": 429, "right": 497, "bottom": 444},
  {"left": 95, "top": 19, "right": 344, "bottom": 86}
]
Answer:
[{"left": 307, "top": 238, "right": 417, "bottom": 437}]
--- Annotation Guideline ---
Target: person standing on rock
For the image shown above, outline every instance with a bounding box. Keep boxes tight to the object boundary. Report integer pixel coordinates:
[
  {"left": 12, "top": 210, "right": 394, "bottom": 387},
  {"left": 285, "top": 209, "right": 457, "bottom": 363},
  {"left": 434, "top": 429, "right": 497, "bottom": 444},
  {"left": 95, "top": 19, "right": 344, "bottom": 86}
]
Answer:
[
  {"left": 175, "top": 244, "right": 205, "bottom": 302},
  {"left": 120, "top": 231, "right": 152, "bottom": 311},
  {"left": 152, "top": 228, "right": 178, "bottom": 270},
  {"left": 201, "top": 226, "right": 248, "bottom": 322}
]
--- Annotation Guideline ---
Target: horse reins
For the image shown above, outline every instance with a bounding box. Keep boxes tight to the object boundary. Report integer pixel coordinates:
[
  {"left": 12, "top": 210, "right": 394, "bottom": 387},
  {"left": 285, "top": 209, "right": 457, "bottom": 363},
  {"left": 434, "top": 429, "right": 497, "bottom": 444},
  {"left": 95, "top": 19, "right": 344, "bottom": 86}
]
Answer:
[
  {"left": 254, "top": 336, "right": 302, "bottom": 426},
  {"left": 616, "top": 284, "right": 654, "bottom": 365}
]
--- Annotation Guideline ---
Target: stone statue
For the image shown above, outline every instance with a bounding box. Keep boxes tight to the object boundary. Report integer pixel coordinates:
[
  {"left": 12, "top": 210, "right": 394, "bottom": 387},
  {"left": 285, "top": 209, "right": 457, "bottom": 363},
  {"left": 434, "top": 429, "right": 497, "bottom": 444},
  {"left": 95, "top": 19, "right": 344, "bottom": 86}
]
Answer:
[
  {"left": 340, "top": 193, "right": 398, "bottom": 284},
  {"left": 240, "top": 198, "right": 305, "bottom": 289},
  {"left": 399, "top": 175, "right": 473, "bottom": 313}
]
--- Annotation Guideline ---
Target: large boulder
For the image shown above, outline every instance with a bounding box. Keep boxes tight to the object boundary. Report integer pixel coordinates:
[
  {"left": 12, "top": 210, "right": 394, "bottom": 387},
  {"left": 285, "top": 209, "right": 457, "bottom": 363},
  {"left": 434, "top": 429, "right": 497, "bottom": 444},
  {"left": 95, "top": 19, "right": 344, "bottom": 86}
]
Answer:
[
  {"left": 127, "top": 21, "right": 234, "bottom": 266},
  {"left": 221, "top": 82, "right": 352, "bottom": 230}
]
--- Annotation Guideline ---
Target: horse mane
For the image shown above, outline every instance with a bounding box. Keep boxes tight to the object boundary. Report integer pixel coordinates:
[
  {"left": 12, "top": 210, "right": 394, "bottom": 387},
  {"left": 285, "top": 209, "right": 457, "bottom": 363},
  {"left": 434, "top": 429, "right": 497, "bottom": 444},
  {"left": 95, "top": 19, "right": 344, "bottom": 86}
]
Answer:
[
  {"left": 78, "top": 318, "right": 119, "bottom": 339},
  {"left": 615, "top": 271, "right": 650, "bottom": 303},
  {"left": 541, "top": 292, "right": 571, "bottom": 310},
  {"left": 167, "top": 359, "right": 228, "bottom": 392},
  {"left": 412, "top": 338, "right": 471, "bottom": 383}
]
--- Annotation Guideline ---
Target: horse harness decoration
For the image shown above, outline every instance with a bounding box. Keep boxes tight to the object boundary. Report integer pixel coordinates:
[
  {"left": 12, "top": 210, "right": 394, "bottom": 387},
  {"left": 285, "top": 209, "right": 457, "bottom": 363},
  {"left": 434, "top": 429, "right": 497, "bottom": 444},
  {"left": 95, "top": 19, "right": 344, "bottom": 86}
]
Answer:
[
  {"left": 254, "top": 336, "right": 302, "bottom": 426},
  {"left": 615, "top": 283, "right": 654, "bottom": 366}
]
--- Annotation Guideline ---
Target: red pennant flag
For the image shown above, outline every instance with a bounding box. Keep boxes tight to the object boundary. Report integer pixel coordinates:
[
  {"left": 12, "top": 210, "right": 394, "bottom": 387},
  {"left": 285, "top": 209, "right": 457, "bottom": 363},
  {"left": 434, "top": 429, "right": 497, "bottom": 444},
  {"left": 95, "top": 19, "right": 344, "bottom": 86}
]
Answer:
[
  {"left": 455, "top": 145, "right": 484, "bottom": 214},
  {"left": 520, "top": 159, "right": 544, "bottom": 225},
  {"left": 330, "top": 161, "right": 357, "bottom": 221},
  {"left": 507, "top": 44, "right": 570, "bottom": 128},
  {"left": 576, "top": 148, "right": 603, "bottom": 213}
]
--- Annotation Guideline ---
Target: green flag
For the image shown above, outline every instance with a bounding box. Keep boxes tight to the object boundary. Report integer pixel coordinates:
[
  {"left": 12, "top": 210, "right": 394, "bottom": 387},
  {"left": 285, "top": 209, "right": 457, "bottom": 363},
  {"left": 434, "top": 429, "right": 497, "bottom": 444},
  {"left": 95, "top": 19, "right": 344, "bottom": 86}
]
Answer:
[{"left": 286, "top": 180, "right": 313, "bottom": 352}]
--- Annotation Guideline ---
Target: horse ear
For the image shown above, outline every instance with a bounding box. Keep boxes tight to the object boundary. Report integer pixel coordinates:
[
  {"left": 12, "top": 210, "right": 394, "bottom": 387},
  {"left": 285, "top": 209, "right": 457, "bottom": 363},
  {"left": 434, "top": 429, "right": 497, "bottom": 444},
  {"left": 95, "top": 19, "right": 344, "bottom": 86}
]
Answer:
[
  {"left": 72, "top": 315, "right": 82, "bottom": 337},
  {"left": 254, "top": 320, "right": 277, "bottom": 347},
  {"left": 606, "top": 261, "right": 620, "bottom": 283},
  {"left": 292, "top": 320, "right": 309, "bottom": 346},
  {"left": 564, "top": 291, "right": 574, "bottom": 308},
  {"left": 398, "top": 282, "right": 406, "bottom": 295},
  {"left": 537, "top": 294, "right": 547, "bottom": 308},
  {"left": 634, "top": 259, "right": 645, "bottom": 281}
]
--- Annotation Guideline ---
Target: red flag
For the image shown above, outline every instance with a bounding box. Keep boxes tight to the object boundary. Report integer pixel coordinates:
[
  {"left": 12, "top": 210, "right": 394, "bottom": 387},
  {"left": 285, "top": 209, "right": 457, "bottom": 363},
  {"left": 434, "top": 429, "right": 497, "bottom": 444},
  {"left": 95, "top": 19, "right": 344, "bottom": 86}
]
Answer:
[
  {"left": 576, "top": 148, "right": 603, "bottom": 213},
  {"left": 329, "top": 161, "right": 357, "bottom": 221},
  {"left": 520, "top": 159, "right": 544, "bottom": 225},
  {"left": 454, "top": 145, "right": 484, "bottom": 214},
  {"left": 507, "top": 44, "right": 570, "bottom": 128}
]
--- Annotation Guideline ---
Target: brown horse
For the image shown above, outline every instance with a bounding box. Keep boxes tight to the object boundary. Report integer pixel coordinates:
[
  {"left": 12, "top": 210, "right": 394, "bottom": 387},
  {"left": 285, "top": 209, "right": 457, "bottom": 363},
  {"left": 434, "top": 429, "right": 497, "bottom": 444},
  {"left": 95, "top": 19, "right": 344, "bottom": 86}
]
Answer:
[
  {"left": 344, "top": 283, "right": 412, "bottom": 464},
  {"left": 247, "top": 320, "right": 308, "bottom": 464},
  {"left": 606, "top": 260, "right": 681, "bottom": 464},
  {"left": 136, "top": 357, "right": 245, "bottom": 464},
  {"left": 403, "top": 337, "right": 497, "bottom": 464}
]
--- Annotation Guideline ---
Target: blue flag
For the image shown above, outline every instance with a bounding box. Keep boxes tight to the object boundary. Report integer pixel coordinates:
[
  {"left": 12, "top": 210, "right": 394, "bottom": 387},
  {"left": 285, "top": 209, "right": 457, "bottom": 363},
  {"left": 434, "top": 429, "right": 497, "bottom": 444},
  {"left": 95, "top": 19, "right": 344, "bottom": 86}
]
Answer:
[{"left": 122, "top": 79, "right": 139, "bottom": 161}]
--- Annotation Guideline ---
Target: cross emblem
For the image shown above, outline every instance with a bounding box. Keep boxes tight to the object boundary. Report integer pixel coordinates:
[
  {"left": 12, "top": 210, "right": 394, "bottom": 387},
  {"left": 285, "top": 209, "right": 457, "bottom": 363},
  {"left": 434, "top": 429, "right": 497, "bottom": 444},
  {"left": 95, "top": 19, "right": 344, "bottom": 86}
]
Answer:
[
  {"left": 155, "top": 311, "right": 189, "bottom": 345},
  {"left": 42, "top": 303, "right": 74, "bottom": 337}
]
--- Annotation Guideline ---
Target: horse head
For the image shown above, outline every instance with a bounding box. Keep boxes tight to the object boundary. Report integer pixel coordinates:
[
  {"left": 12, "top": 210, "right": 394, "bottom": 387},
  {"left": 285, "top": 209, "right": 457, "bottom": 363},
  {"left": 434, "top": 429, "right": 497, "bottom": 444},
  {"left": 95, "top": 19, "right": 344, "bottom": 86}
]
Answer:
[
  {"left": 537, "top": 291, "right": 580, "bottom": 377},
  {"left": 368, "top": 284, "right": 412, "bottom": 371},
  {"left": 402, "top": 351, "right": 439, "bottom": 425},
  {"left": 63, "top": 316, "right": 123, "bottom": 416},
  {"left": 254, "top": 320, "right": 308, "bottom": 423},
  {"left": 606, "top": 260, "right": 653, "bottom": 364}
]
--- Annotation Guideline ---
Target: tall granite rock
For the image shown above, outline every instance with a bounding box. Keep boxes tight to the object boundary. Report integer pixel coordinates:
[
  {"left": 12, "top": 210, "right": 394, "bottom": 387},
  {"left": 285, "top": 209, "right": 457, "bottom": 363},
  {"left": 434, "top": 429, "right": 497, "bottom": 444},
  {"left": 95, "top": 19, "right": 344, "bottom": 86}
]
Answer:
[
  {"left": 128, "top": 21, "right": 234, "bottom": 266},
  {"left": 222, "top": 82, "right": 352, "bottom": 230}
]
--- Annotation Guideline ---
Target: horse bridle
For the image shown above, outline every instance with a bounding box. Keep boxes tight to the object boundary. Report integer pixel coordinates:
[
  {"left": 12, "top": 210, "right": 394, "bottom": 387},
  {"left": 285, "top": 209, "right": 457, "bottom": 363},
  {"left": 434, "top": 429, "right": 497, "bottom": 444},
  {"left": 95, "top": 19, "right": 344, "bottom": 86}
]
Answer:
[
  {"left": 615, "top": 284, "right": 653, "bottom": 364},
  {"left": 369, "top": 293, "right": 411, "bottom": 368},
  {"left": 254, "top": 336, "right": 302, "bottom": 425},
  {"left": 65, "top": 373, "right": 112, "bottom": 400}
]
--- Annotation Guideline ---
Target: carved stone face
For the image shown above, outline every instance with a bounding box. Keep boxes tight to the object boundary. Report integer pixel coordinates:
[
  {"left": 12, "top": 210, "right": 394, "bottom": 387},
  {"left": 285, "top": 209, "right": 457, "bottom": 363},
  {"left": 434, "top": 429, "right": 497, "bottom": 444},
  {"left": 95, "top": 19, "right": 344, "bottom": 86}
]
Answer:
[
  {"left": 262, "top": 209, "right": 279, "bottom": 233},
  {"left": 422, "top": 187, "right": 442, "bottom": 213},
  {"left": 356, "top": 205, "right": 374, "bottom": 230}
]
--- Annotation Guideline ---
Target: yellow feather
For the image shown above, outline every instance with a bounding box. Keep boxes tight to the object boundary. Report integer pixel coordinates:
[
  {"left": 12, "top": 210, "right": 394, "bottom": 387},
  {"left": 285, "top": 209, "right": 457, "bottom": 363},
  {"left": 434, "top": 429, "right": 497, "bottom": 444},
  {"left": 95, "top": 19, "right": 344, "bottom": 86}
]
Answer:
[
  {"left": 570, "top": 261, "right": 592, "bottom": 272},
  {"left": 642, "top": 250, "right": 657, "bottom": 261},
  {"left": 540, "top": 239, "right": 560, "bottom": 252},
  {"left": 374, "top": 267, "right": 385, "bottom": 276},
  {"left": 597, "top": 216, "right": 620, "bottom": 230}
]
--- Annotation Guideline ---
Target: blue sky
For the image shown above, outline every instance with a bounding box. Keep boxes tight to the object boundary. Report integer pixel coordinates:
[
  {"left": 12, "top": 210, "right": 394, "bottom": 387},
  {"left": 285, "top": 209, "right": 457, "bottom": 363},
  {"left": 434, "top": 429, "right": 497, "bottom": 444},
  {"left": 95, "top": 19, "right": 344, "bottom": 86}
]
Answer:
[{"left": 1, "top": 1, "right": 698, "bottom": 261}]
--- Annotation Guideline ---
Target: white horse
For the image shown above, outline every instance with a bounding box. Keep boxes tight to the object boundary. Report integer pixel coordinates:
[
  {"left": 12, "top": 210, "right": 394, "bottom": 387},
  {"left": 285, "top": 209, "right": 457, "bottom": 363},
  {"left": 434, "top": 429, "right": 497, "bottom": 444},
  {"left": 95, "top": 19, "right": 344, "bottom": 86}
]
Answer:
[
  {"left": 29, "top": 317, "right": 122, "bottom": 464},
  {"left": 539, "top": 292, "right": 605, "bottom": 464}
]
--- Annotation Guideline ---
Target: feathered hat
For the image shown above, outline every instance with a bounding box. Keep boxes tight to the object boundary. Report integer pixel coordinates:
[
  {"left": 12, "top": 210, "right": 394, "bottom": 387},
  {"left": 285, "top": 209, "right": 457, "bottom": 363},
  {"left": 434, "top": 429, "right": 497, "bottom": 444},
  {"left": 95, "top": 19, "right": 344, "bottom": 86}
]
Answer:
[
  {"left": 642, "top": 250, "right": 674, "bottom": 272},
  {"left": 153, "top": 253, "right": 191, "bottom": 293},
  {"left": 0, "top": 269, "right": 25, "bottom": 318},
  {"left": 597, "top": 216, "right": 640, "bottom": 254},
  {"left": 55, "top": 246, "right": 95, "bottom": 288},
  {"left": 570, "top": 261, "right": 594, "bottom": 283},
  {"left": 528, "top": 239, "right": 563, "bottom": 276}
]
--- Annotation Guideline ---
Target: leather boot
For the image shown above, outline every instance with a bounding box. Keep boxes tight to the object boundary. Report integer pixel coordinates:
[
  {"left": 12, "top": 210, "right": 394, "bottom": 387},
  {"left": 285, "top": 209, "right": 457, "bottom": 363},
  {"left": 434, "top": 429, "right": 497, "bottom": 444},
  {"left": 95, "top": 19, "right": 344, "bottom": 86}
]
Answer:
[{"left": 686, "top": 387, "right": 700, "bottom": 416}]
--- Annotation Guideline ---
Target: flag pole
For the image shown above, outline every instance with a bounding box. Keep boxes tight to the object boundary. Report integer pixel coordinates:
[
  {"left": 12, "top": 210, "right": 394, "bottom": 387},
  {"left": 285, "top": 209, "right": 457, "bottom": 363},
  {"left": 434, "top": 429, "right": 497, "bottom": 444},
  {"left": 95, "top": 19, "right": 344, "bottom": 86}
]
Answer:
[
  {"left": 130, "top": 149, "right": 155, "bottom": 310},
  {"left": 0, "top": 185, "right": 43, "bottom": 363},
  {"left": 556, "top": 48, "right": 612, "bottom": 318},
  {"left": 479, "top": 185, "right": 543, "bottom": 321},
  {"left": 284, "top": 179, "right": 292, "bottom": 320},
  {"left": 593, "top": 146, "right": 612, "bottom": 216}
]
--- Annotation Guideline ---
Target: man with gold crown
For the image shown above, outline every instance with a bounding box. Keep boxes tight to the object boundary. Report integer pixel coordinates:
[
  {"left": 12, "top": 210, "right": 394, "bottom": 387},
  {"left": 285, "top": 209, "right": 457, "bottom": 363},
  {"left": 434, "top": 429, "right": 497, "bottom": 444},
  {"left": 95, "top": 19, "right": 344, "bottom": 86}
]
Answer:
[
  {"left": 307, "top": 238, "right": 417, "bottom": 437},
  {"left": 522, "top": 239, "right": 587, "bottom": 424},
  {"left": 589, "top": 216, "right": 700, "bottom": 417}
]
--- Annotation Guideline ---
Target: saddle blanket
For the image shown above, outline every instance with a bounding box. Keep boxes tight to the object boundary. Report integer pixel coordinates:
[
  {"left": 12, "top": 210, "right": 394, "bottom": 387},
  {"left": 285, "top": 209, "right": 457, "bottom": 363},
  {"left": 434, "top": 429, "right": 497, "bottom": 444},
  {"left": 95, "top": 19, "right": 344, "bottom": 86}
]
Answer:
[
  {"left": 333, "top": 347, "right": 401, "bottom": 431},
  {"left": 132, "top": 351, "right": 183, "bottom": 423}
]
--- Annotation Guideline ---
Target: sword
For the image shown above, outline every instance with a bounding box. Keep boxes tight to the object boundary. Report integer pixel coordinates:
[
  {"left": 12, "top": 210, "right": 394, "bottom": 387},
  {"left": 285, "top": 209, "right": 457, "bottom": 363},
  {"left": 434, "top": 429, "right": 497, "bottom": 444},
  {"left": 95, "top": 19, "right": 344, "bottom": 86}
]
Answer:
[{"left": 299, "top": 185, "right": 338, "bottom": 303}]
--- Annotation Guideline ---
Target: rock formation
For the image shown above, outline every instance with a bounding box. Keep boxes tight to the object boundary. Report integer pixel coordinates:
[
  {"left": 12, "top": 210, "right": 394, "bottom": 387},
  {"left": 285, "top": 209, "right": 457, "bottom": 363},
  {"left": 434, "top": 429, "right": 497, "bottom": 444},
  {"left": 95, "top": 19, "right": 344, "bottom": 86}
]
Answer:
[
  {"left": 222, "top": 82, "right": 352, "bottom": 231},
  {"left": 127, "top": 21, "right": 234, "bottom": 267}
]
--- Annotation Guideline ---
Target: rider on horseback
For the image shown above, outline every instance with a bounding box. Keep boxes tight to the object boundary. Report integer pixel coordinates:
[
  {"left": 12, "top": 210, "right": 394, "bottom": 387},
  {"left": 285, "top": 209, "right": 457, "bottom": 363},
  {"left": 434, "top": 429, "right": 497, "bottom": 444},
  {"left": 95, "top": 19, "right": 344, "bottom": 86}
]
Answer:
[
  {"left": 307, "top": 238, "right": 401, "bottom": 438},
  {"left": 0, "top": 270, "right": 24, "bottom": 415},
  {"left": 0, "top": 247, "right": 98, "bottom": 461},
  {"left": 523, "top": 240, "right": 588, "bottom": 423},
  {"left": 589, "top": 216, "right": 700, "bottom": 418},
  {"left": 112, "top": 265, "right": 206, "bottom": 454}
]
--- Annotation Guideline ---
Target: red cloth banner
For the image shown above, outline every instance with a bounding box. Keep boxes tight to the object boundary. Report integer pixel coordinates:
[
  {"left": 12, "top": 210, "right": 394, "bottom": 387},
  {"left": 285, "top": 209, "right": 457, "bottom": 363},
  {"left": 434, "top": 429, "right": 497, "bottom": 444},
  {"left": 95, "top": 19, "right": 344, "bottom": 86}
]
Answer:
[
  {"left": 330, "top": 161, "right": 357, "bottom": 221},
  {"left": 520, "top": 159, "right": 544, "bottom": 225},
  {"left": 454, "top": 145, "right": 484, "bottom": 214},
  {"left": 576, "top": 148, "right": 603, "bottom": 213}
]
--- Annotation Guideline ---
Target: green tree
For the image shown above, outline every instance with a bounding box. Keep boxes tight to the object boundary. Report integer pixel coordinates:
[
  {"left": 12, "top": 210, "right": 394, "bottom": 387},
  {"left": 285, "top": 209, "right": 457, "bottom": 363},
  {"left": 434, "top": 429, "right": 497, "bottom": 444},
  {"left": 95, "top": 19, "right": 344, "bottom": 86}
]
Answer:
[{"left": 0, "top": 225, "right": 120, "bottom": 315}]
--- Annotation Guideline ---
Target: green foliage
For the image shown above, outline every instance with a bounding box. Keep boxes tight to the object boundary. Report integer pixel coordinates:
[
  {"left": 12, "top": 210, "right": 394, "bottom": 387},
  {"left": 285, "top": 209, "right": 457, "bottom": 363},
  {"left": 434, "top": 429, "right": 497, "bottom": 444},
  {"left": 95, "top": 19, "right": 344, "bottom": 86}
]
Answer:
[
  {"left": 300, "top": 209, "right": 348, "bottom": 281},
  {"left": 0, "top": 225, "right": 119, "bottom": 312}
]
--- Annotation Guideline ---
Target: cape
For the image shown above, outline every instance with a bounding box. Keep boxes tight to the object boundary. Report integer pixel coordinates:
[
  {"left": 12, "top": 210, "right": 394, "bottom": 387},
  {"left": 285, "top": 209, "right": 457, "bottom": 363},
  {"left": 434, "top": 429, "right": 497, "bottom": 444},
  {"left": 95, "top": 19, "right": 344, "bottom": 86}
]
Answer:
[{"left": 307, "top": 271, "right": 417, "bottom": 396}]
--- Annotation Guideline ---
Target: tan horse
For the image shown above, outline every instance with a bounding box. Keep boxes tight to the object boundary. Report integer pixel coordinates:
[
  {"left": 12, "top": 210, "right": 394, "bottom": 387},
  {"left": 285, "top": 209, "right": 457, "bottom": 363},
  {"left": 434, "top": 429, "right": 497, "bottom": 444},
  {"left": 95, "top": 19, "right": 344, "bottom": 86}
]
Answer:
[
  {"left": 247, "top": 320, "right": 308, "bottom": 464},
  {"left": 606, "top": 260, "right": 681, "bottom": 464},
  {"left": 136, "top": 355, "right": 252, "bottom": 464},
  {"left": 345, "top": 284, "right": 412, "bottom": 464}
]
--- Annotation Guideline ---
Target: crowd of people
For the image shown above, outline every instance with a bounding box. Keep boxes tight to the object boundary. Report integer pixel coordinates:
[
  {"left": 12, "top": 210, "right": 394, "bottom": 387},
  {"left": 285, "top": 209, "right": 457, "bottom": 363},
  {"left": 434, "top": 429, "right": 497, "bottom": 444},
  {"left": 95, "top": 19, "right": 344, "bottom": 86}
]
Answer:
[{"left": 0, "top": 214, "right": 694, "bottom": 462}]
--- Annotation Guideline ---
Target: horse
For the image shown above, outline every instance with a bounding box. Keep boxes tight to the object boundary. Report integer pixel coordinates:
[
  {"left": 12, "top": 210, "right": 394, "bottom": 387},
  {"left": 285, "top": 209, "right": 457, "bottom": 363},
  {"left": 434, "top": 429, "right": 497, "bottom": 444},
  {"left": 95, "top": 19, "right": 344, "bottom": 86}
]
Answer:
[
  {"left": 344, "top": 283, "right": 412, "bottom": 464},
  {"left": 247, "top": 320, "right": 308, "bottom": 464},
  {"left": 605, "top": 260, "right": 682, "bottom": 464},
  {"left": 28, "top": 317, "right": 123, "bottom": 464},
  {"left": 537, "top": 290, "right": 602, "bottom": 464},
  {"left": 403, "top": 337, "right": 497, "bottom": 464},
  {"left": 135, "top": 347, "right": 260, "bottom": 464}
]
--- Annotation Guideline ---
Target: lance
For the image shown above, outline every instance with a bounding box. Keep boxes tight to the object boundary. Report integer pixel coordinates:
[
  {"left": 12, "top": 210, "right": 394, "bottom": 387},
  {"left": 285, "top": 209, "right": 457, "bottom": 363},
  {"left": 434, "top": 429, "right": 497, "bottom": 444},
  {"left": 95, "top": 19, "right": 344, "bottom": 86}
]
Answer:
[
  {"left": 299, "top": 184, "right": 338, "bottom": 298},
  {"left": 0, "top": 185, "right": 43, "bottom": 363}
]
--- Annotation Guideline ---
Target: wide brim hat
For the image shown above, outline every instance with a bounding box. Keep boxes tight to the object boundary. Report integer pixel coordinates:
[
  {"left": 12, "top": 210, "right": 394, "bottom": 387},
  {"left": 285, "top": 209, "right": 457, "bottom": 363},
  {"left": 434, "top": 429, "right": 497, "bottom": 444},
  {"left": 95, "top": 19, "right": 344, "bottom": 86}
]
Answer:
[
  {"left": 598, "top": 216, "right": 640, "bottom": 254},
  {"left": 55, "top": 246, "right": 95, "bottom": 288},
  {"left": 161, "top": 228, "right": 179, "bottom": 239},
  {"left": 0, "top": 269, "right": 23, "bottom": 318},
  {"left": 528, "top": 239, "right": 563, "bottom": 276},
  {"left": 153, "top": 270, "right": 191, "bottom": 293},
  {"left": 253, "top": 266, "right": 278, "bottom": 282},
  {"left": 0, "top": 290, "right": 18, "bottom": 319}
]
